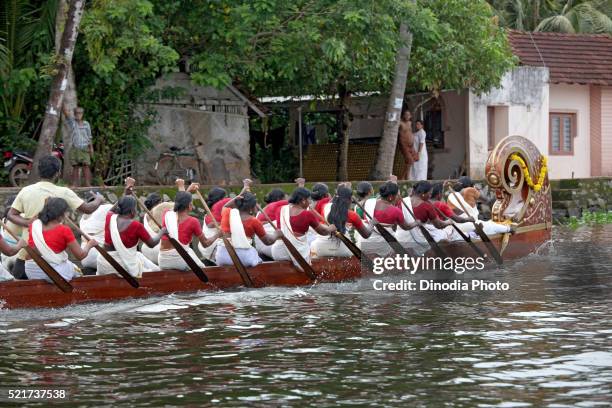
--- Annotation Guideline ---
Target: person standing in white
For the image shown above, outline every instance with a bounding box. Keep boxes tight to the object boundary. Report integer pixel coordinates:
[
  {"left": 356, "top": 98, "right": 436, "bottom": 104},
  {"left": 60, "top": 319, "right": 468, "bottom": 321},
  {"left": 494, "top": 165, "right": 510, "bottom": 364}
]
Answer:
[{"left": 410, "top": 119, "right": 428, "bottom": 181}]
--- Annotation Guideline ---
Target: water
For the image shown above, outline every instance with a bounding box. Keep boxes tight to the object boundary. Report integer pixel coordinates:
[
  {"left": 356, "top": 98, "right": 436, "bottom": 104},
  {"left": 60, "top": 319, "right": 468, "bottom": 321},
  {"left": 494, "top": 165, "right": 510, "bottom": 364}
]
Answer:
[{"left": 1, "top": 226, "right": 611, "bottom": 407}]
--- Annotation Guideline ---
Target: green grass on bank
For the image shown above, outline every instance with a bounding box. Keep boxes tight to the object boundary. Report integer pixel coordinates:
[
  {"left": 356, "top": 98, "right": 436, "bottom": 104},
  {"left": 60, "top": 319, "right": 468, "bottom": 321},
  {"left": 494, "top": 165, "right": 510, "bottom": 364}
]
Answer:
[{"left": 564, "top": 211, "right": 612, "bottom": 229}]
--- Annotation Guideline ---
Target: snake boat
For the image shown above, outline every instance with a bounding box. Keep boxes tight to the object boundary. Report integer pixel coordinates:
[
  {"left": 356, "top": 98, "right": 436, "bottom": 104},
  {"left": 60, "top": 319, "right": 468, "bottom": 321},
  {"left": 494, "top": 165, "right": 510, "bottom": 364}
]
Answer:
[{"left": 0, "top": 135, "right": 552, "bottom": 309}]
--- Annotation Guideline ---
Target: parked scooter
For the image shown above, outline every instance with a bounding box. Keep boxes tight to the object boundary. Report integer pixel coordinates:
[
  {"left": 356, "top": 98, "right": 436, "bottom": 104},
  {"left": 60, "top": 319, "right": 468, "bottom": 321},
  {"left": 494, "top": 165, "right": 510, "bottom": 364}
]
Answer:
[{"left": 3, "top": 144, "right": 64, "bottom": 187}]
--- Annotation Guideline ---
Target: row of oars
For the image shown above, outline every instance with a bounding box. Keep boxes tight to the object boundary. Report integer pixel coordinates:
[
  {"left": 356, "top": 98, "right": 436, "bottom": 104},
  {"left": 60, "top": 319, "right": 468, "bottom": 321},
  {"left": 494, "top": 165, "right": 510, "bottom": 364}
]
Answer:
[{"left": 0, "top": 181, "right": 502, "bottom": 294}]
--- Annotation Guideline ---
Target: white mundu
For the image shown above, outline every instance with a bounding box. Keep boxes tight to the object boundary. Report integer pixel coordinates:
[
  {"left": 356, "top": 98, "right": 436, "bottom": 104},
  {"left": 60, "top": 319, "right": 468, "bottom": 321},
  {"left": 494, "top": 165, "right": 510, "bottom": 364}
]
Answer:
[
  {"left": 254, "top": 214, "right": 275, "bottom": 258},
  {"left": 197, "top": 223, "right": 221, "bottom": 262},
  {"left": 158, "top": 211, "right": 205, "bottom": 271},
  {"left": 215, "top": 209, "right": 262, "bottom": 267},
  {"left": 357, "top": 199, "right": 395, "bottom": 257},
  {"left": 311, "top": 202, "right": 352, "bottom": 258},
  {"left": 271, "top": 205, "right": 311, "bottom": 265},
  {"left": 25, "top": 219, "right": 79, "bottom": 282},
  {"left": 97, "top": 214, "right": 160, "bottom": 277},
  {"left": 141, "top": 213, "right": 160, "bottom": 265},
  {"left": 448, "top": 190, "right": 511, "bottom": 236},
  {"left": 79, "top": 203, "right": 113, "bottom": 269}
]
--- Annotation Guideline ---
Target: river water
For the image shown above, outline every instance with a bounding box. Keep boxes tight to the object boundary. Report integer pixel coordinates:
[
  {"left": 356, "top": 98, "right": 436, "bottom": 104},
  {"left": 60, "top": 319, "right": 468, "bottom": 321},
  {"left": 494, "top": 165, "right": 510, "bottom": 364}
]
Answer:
[{"left": 1, "top": 225, "right": 611, "bottom": 407}]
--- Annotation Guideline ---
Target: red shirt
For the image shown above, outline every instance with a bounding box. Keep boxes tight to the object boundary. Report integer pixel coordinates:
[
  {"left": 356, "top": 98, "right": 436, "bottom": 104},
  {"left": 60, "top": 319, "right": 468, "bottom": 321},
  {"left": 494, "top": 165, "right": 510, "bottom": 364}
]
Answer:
[
  {"left": 104, "top": 212, "right": 151, "bottom": 248},
  {"left": 314, "top": 196, "right": 331, "bottom": 216},
  {"left": 28, "top": 224, "right": 75, "bottom": 253},
  {"left": 413, "top": 201, "right": 439, "bottom": 223},
  {"left": 276, "top": 208, "right": 320, "bottom": 234},
  {"left": 257, "top": 200, "right": 288, "bottom": 222},
  {"left": 346, "top": 210, "right": 364, "bottom": 229},
  {"left": 220, "top": 210, "right": 266, "bottom": 239},
  {"left": 161, "top": 210, "right": 203, "bottom": 245},
  {"left": 204, "top": 197, "right": 231, "bottom": 225},
  {"left": 433, "top": 201, "right": 454, "bottom": 218},
  {"left": 373, "top": 206, "right": 404, "bottom": 224}
]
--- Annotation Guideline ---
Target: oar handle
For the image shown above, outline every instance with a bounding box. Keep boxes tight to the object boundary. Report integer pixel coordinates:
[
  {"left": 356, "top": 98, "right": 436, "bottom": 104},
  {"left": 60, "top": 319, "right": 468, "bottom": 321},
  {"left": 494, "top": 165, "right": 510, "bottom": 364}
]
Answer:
[
  {"left": 64, "top": 217, "right": 93, "bottom": 242},
  {"left": 136, "top": 198, "right": 163, "bottom": 229},
  {"left": 447, "top": 187, "right": 476, "bottom": 225},
  {"left": 194, "top": 190, "right": 221, "bottom": 229},
  {"left": 352, "top": 198, "right": 374, "bottom": 222}
]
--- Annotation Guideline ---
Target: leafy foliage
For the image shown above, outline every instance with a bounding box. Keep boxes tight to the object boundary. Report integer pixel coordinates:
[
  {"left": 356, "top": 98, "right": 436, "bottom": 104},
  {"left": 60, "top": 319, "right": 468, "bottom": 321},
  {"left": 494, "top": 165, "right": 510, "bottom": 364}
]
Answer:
[{"left": 489, "top": 0, "right": 612, "bottom": 34}]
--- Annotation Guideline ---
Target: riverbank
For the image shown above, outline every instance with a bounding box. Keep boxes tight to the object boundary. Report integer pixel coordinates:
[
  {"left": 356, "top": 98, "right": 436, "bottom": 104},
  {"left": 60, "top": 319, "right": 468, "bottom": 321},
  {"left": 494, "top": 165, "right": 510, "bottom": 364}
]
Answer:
[{"left": 0, "top": 177, "right": 610, "bottom": 221}]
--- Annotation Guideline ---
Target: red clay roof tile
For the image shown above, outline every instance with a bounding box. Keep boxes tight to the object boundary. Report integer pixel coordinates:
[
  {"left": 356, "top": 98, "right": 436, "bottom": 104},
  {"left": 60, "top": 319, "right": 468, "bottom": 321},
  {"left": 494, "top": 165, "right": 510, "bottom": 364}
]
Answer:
[{"left": 508, "top": 30, "right": 612, "bottom": 85}]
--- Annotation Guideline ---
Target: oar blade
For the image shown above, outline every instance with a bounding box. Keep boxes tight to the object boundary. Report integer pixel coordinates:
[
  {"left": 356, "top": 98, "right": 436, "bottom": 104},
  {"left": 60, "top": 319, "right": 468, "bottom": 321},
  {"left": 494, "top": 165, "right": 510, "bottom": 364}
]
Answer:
[
  {"left": 25, "top": 246, "right": 73, "bottom": 293},
  {"left": 95, "top": 246, "right": 140, "bottom": 288},
  {"left": 220, "top": 237, "right": 254, "bottom": 287},
  {"left": 281, "top": 236, "right": 317, "bottom": 280},
  {"left": 169, "top": 238, "right": 210, "bottom": 282}
]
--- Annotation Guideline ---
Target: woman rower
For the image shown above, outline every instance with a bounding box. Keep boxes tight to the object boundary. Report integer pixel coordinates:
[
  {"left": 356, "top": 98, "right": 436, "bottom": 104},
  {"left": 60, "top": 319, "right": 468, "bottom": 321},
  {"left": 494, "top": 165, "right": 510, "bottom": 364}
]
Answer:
[
  {"left": 79, "top": 193, "right": 114, "bottom": 272},
  {"left": 141, "top": 192, "right": 164, "bottom": 265},
  {"left": 216, "top": 192, "right": 281, "bottom": 267},
  {"left": 0, "top": 228, "right": 26, "bottom": 281},
  {"left": 197, "top": 187, "right": 229, "bottom": 263},
  {"left": 271, "top": 187, "right": 336, "bottom": 264},
  {"left": 311, "top": 186, "right": 373, "bottom": 258},
  {"left": 311, "top": 183, "right": 331, "bottom": 217},
  {"left": 355, "top": 181, "right": 374, "bottom": 220},
  {"left": 158, "top": 191, "right": 218, "bottom": 270},
  {"left": 254, "top": 188, "right": 288, "bottom": 259},
  {"left": 25, "top": 198, "right": 97, "bottom": 282},
  {"left": 359, "top": 181, "right": 419, "bottom": 256},
  {"left": 409, "top": 181, "right": 454, "bottom": 243},
  {"left": 97, "top": 196, "right": 164, "bottom": 277}
]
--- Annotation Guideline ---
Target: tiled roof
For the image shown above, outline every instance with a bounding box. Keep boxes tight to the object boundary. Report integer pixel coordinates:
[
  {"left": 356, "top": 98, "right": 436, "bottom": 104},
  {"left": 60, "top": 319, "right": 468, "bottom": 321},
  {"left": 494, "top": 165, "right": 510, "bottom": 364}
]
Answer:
[{"left": 508, "top": 30, "right": 612, "bottom": 86}]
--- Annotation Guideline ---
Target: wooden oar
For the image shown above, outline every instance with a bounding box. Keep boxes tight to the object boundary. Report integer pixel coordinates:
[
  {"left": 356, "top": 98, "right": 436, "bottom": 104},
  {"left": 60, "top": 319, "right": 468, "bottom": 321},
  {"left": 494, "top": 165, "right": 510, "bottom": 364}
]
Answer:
[
  {"left": 65, "top": 217, "right": 139, "bottom": 288},
  {"left": 431, "top": 205, "right": 488, "bottom": 260},
  {"left": 135, "top": 198, "right": 209, "bottom": 283},
  {"left": 447, "top": 187, "right": 503, "bottom": 265},
  {"left": 256, "top": 204, "right": 317, "bottom": 280},
  {"left": 351, "top": 199, "right": 415, "bottom": 257},
  {"left": 0, "top": 220, "right": 72, "bottom": 293},
  {"left": 194, "top": 190, "right": 254, "bottom": 287},
  {"left": 307, "top": 205, "right": 375, "bottom": 271},
  {"left": 398, "top": 199, "right": 448, "bottom": 259}
]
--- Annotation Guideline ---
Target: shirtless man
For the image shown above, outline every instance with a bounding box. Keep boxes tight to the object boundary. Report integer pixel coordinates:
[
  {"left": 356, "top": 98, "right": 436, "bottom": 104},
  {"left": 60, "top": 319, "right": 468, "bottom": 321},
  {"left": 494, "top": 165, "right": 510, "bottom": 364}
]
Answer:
[{"left": 398, "top": 111, "right": 417, "bottom": 180}]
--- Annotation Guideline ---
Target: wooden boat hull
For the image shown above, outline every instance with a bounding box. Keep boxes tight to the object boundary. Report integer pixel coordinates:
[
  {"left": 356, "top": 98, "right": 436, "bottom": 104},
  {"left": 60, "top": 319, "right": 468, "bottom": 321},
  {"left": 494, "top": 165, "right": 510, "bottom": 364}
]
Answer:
[{"left": 0, "top": 226, "right": 549, "bottom": 310}]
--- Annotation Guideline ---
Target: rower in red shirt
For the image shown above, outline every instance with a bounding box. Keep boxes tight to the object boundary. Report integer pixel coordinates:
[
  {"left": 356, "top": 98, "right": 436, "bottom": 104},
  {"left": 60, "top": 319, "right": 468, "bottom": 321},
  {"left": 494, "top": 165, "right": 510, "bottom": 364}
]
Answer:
[
  {"left": 271, "top": 187, "right": 336, "bottom": 264},
  {"left": 255, "top": 189, "right": 288, "bottom": 259},
  {"left": 159, "top": 190, "right": 218, "bottom": 271}
]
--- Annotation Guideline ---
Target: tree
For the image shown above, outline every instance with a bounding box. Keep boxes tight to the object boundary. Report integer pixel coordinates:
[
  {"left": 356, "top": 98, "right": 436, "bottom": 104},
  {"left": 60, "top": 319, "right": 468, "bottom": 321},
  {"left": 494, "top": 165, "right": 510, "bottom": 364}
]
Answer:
[
  {"left": 0, "top": 0, "right": 57, "bottom": 153},
  {"left": 30, "top": 0, "right": 85, "bottom": 181},
  {"left": 371, "top": 22, "right": 413, "bottom": 180},
  {"left": 536, "top": 0, "right": 612, "bottom": 34},
  {"left": 153, "top": 0, "right": 421, "bottom": 180},
  {"left": 489, "top": 0, "right": 612, "bottom": 34}
]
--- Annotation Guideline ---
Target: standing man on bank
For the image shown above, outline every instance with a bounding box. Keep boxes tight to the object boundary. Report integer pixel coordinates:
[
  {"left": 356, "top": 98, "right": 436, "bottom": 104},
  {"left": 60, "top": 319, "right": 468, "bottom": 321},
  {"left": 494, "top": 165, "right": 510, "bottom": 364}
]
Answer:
[
  {"left": 63, "top": 104, "right": 94, "bottom": 187},
  {"left": 398, "top": 111, "right": 417, "bottom": 180}
]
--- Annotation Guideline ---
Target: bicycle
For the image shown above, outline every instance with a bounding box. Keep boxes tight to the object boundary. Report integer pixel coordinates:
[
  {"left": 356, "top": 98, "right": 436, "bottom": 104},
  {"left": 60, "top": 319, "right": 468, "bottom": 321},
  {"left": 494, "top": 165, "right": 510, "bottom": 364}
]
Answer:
[{"left": 154, "top": 144, "right": 202, "bottom": 185}]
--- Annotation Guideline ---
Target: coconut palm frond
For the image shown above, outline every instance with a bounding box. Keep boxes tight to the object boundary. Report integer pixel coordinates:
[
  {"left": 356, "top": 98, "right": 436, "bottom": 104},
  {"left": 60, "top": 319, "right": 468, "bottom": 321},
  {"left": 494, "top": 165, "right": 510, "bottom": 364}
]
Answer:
[
  {"left": 536, "top": 14, "right": 576, "bottom": 33},
  {"left": 575, "top": 2, "right": 612, "bottom": 34}
]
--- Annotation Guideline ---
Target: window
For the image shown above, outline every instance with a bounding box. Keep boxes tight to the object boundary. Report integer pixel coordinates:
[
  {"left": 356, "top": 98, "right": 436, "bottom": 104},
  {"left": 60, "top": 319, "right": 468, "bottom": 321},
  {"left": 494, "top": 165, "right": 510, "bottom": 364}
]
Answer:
[{"left": 549, "top": 113, "right": 575, "bottom": 155}]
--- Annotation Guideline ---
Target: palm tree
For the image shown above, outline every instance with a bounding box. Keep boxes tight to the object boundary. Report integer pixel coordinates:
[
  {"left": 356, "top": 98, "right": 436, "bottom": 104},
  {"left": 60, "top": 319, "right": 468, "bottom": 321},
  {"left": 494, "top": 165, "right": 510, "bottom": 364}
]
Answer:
[
  {"left": 488, "top": 0, "right": 558, "bottom": 31},
  {"left": 536, "top": 0, "right": 612, "bottom": 34},
  {"left": 0, "top": 0, "right": 58, "bottom": 139}
]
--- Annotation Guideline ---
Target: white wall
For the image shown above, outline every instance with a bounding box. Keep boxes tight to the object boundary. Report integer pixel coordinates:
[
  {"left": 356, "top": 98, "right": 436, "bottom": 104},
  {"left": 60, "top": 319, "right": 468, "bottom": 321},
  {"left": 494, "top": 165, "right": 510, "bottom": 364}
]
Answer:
[
  {"left": 468, "top": 66, "right": 549, "bottom": 179},
  {"left": 600, "top": 87, "right": 612, "bottom": 175},
  {"left": 549, "top": 84, "right": 591, "bottom": 179}
]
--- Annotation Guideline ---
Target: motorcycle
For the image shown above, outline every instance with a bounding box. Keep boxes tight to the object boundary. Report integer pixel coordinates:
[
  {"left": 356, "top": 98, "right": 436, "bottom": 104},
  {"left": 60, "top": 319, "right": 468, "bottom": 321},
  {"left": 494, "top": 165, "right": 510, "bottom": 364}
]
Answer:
[{"left": 3, "top": 144, "right": 64, "bottom": 187}]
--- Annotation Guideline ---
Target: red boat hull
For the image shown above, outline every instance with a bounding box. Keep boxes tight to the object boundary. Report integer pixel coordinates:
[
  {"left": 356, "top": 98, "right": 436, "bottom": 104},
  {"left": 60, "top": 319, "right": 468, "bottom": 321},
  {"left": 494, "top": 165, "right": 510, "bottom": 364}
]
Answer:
[{"left": 0, "top": 227, "right": 550, "bottom": 310}]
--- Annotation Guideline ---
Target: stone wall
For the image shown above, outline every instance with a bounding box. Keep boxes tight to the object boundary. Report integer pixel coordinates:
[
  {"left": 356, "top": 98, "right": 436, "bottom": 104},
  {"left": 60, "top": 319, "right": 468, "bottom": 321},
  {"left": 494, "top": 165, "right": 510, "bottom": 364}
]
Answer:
[{"left": 1, "top": 178, "right": 609, "bottom": 222}]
